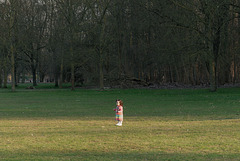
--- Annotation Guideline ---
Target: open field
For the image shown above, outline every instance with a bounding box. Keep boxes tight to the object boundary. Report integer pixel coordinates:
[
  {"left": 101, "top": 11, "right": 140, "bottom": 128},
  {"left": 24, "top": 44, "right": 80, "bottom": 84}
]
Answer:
[{"left": 0, "top": 85, "right": 240, "bottom": 160}]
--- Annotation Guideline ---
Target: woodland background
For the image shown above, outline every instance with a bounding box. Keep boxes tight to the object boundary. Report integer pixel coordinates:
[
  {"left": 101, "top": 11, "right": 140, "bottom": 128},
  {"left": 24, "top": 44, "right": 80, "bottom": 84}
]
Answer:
[{"left": 0, "top": 0, "right": 240, "bottom": 91}]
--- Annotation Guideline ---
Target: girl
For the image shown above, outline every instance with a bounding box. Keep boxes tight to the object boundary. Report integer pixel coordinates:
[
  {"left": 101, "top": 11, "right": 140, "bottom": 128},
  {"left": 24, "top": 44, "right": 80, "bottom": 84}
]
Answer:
[{"left": 114, "top": 99, "right": 123, "bottom": 126}]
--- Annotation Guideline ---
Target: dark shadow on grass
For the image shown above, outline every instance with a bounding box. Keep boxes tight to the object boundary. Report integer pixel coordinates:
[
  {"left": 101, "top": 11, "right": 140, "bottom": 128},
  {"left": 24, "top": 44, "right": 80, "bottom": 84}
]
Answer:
[
  {"left": 0, "top": 110, "right": 239, "bottom": 122},
  {"left": 0, "top": 151, "right": 239, "bottom": 161},
  {"left": 0, "top": 88, "right": 240, "bottom": 121}
]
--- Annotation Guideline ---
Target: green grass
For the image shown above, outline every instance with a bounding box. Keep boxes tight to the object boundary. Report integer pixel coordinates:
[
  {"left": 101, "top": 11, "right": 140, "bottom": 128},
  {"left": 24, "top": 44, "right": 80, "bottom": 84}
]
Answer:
[{"left": 0, "top": 85, "right": 240, "bottom": 160}]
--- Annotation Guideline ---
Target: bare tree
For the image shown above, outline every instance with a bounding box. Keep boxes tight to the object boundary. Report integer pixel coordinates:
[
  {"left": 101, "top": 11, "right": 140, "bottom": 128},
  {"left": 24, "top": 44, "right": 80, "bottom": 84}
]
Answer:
[{"left": 87, "top": 0, "right": 112, "bottom": 90}]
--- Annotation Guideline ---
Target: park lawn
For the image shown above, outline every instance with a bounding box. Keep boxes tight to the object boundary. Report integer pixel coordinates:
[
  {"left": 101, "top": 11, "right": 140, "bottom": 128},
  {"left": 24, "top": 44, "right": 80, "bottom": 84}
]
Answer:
[{"left": 0, "top": 86, "right": 240, "bottom": 160}]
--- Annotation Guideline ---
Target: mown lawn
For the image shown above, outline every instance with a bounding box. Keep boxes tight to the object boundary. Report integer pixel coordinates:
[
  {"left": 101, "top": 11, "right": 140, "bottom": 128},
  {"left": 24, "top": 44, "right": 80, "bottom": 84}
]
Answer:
[{"left": 0, "top": 85, "right": 240, "bottom": 160}]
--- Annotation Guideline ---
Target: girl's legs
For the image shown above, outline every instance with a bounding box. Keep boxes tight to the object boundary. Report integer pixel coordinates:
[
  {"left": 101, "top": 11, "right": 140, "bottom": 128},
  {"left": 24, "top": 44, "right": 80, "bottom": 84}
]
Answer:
[{"left": 116, "top": 121, "right": 120, "bottom": 125}]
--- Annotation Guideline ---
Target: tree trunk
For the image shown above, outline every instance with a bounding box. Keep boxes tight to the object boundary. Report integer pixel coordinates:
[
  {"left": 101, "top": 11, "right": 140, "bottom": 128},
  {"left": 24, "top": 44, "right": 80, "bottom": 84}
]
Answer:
[
  {"left": 54, "top": 60, "right": 59, "bottom": 87},
  {"left": 3, "top": 57, "right": 7, "bottom": 88},
  {"left": 59, "top": 57, "right": 63, "bottom": 89},
  {"left": 14, "top": 65, "right": 18, "bottom": 87},
  {"left": 0, "top": 76, "right": 2, "bottom": 88},
  {"left": 0, "top": 62, "right": 2, "bottom": 88},
  {"left": 32, "top": 67, "right": 37, "bottom": 86},
  {"left": 99, "top": 54, "right": 104, "bottom": 90},
  {"left": 233, "top": 11, "right": 238, "bottom": 84},
  {"left": 210, "top": 61, "right": 217, "bottom": 92},
  {"left": 71, "top": 61, "right": 74, "bottom": 90},
  {"left": 70, "top": 46, "right": 75, "bottom": 90},
  {"left": 210, "top": 28, "right": 221, "bottom": 91},
  {"left": 30, "top": 52, "right": 38, "bottom": 86},
  {"left": 11, "top": 44, "right": 15, "bottom": 91}
]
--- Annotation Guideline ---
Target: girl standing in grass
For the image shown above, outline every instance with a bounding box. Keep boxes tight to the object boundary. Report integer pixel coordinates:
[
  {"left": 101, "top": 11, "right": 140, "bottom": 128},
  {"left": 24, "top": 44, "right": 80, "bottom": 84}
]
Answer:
[{"left": 114, "top": 99, "right": 123, "bottom": 126}]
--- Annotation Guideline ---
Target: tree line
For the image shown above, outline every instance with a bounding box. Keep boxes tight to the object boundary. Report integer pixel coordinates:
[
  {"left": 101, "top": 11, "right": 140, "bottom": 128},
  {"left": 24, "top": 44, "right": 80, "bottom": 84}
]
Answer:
[{"left": 0, "top": 0, "right": 240, "bottom": 91}]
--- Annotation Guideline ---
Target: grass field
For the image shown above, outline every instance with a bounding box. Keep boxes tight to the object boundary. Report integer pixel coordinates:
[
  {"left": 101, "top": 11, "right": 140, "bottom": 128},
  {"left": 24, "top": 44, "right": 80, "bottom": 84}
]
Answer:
[{"left": 0, "top": 84, "right": 240, "bottom": 160}]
